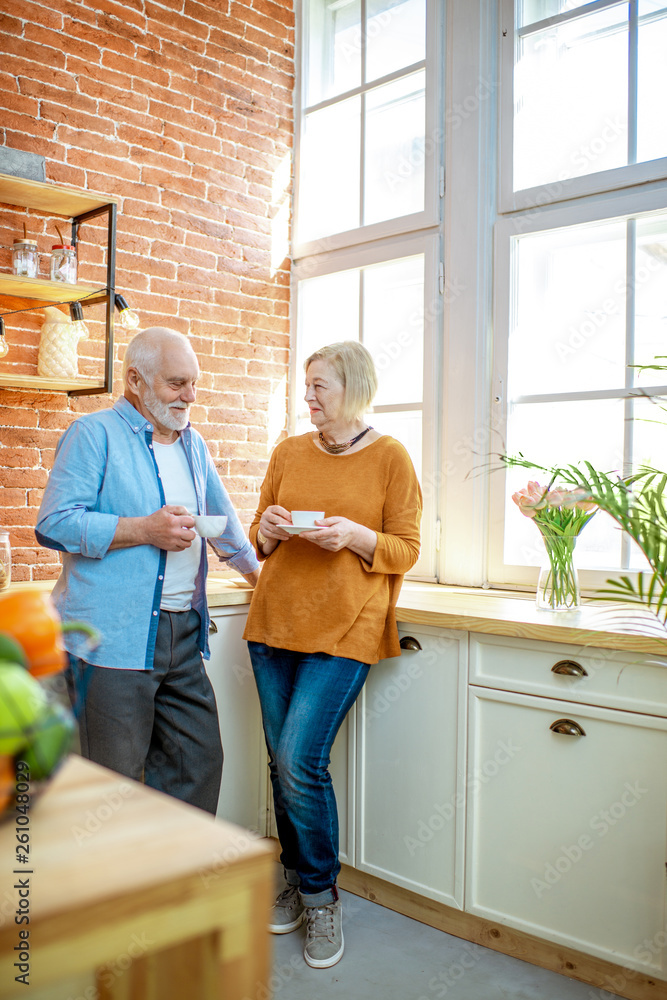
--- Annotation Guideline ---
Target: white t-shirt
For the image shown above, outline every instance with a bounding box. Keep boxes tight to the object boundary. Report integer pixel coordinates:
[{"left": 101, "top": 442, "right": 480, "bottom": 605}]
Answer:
[{"left": 153, "top": 438, "right": 202, "bottom": 612}]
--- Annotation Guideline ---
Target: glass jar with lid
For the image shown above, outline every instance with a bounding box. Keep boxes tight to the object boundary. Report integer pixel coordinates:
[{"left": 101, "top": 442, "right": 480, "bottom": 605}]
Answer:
[
  {"left": 12, "top": 239, "right": 39, "bottom": 278},
  {"left": 0, "top": 531, "right": 10, "bottom": 591},
  {"left": 50, "top": 244, "right": 77, "bottom": 284}
]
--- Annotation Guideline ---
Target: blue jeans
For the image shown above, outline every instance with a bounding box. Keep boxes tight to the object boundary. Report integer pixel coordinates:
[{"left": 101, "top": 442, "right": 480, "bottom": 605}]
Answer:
[{"left": 248, "top": 642, "right": 370, "bottom": 903}]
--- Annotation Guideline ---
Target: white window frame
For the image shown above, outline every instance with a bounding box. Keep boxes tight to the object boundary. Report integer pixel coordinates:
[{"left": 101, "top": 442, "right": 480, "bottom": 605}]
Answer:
[
  {"left": 485, "top": 0, "right": 667, "bottom": 593},
  {"left": 290, "top": 232, "right": 442, "bottom": 581},
  {"left": 291, "top": 0, "right": 446, "bottom": 581},
  {"left": 438, "top": 0, "right": 667, "bottom": 592},
  {"left": 498, "top": 0, "right": 667, "bottom": 214},
  {"left": 436, "top": 0, "right": 498, "bottom": 587},
  {"left": 293, "top": 0, "right": 444, "bottom": 259},
  {"left": 489, "top": 185, "right": 667, "bottom": 592},
  {"left": 290, "top": 0, "right": 667, "bottom": 592}
]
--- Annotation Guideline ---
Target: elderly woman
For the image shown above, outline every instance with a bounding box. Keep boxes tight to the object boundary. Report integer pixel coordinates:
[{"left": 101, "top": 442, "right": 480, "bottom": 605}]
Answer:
[{"left": 243, "top": 341, "right": 422, "bottom": 969}]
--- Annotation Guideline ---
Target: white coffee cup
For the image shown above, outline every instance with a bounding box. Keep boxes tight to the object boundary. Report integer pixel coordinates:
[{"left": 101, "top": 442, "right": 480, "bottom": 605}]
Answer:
[
  {"left": 192, "top": 514, "right": 228, "bottom": 538},
  {"left": 291, "top": 510, "right": 325, "bottom": 527}
]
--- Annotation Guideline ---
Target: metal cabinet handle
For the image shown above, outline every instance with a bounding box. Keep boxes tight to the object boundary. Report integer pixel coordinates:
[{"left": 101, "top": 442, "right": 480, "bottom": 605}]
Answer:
[
  {"left": 551, "top": 659, "right": 587, "bottom": 678},
  {"left": 549, "top": 718, "right": 586, "bottom": 737},
  {"left": 400, "top": 636, "right": 422, "bottom": 651},
  {"left": 209, "top": 620, "right": 218, "bottom": 634}
]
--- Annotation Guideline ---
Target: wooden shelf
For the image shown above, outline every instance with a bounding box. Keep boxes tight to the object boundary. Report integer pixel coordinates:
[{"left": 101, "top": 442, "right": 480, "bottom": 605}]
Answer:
[
  {"left": 0, "top": 372, "right": 106, "bottom": 392},
  {"left": 0, "top": 172, "right": 117, "bottom": 395},
  {"left": 0, "top": 172, "right": 117, "bottom": 216},
  {"left": 0, "top": 273, "right": 106, "bottom": 302}
]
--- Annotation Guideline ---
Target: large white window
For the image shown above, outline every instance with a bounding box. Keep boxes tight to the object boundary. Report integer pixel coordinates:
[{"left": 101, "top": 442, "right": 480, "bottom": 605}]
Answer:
[
  {"left": 295, "top": 0, "right": 438, "bottom": 253},
  {"left": 292, "top": 0, "right": 443, "bottom": 580},
  {"left": 293, "top": 0, "right": 667, "bottom": 591},
  {"left": 501, "top": 0, "right": 667, "bottom": 208},
  {"left": 490, "top": 0, "right": 667, "bottom": 592}
]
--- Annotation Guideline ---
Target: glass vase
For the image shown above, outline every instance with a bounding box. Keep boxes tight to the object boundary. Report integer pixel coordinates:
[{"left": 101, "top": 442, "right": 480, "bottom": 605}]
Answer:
[{"left": 536, "top": 530, "right": 580, "bottom": 611}]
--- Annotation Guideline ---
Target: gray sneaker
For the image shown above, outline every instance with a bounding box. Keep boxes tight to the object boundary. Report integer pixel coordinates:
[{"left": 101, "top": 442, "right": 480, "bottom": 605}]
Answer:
[
  {"left": 303, "top": 900, "right": 344, "bottom": 968},
  {"left": 269, "top": 884, "right": 305, "bottom": 934}
]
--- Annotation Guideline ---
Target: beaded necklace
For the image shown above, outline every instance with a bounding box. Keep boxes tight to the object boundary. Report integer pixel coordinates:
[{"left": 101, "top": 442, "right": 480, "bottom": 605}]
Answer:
[{"left": 318, "top": 426, "right": 372, "bottom": 454}]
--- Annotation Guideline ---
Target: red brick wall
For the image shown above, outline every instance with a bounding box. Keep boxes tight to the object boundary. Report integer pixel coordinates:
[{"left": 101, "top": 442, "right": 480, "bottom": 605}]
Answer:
[{"left": 0, "top": 0, "right": 294, "bottom": 581}]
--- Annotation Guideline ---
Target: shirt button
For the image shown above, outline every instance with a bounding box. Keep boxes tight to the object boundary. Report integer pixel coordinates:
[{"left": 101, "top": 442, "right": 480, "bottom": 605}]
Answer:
[
  {"left": 158, "top": 575, "right": 164, "bottom": 581},
  {"left": 153, "top": 610, "right": 158, "bottom": 616}
]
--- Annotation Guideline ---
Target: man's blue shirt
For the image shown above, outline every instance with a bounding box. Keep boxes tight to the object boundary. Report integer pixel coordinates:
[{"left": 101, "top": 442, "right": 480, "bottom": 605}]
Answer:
[{"left": 35, "top": 396, "right": 259, "bottom": 669}]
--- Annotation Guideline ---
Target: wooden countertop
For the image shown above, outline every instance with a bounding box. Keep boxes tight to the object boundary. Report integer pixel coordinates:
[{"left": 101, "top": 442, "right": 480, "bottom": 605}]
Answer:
[
  {"left": 0, "top": 755, "right": 270, "bottom": 922},
  {"left": 0, "top": 756, "right": 274, "bottom": 996},
  {"left": 394, "top": 583, "right": 667, "bottom": 655},
  {"left": 204, "top": 577, "right": 667, "bottom": 655},
  {"left": 8, "top": 576, "right": 667, "bottom": 655}
]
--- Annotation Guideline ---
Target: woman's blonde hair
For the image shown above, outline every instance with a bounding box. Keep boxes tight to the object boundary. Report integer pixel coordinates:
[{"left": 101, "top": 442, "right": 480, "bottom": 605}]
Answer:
[{"left": 305, "top": 341, "right": 378, "bottom": 423}]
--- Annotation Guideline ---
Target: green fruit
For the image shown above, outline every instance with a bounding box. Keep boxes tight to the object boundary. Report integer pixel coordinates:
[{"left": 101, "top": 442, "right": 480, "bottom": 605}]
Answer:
[
  {"left": 0, "top": 661, "right": 48, "bottom": 755},
  {"left": 0, "top": 633, "right": 27, "bottom": 668},
  {"left": 19, "top": 700, "right": 76, "bottom": 780}
]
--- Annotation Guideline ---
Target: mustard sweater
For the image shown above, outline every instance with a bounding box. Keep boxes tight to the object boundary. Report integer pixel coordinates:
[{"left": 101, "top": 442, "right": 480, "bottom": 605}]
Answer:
[{"left": 243, "top": 433, "right": 422, "bottom": 664}]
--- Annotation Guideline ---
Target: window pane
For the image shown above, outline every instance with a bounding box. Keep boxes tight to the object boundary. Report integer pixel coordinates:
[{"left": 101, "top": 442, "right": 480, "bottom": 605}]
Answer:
[
  {"left": 299, "top": 97, "right": 361, "bottom": 242},
  {"left": 637, "top": 3, "right": 667, "bottom": 163},
  {"left": 635, "top": 215, "right": 667, "bottom": 387},
  {"left": 296, "top": 255, "right": 425, "bottom": 482},
  {"left": 305, "top": 0, "right": 361, "bottom": 106},
  {"left": 504, "top": 398, "right": 626, "bottom": 570},
  {"left": 298, "top": 269, "right": 360, "bottom": 371},
  {"left": 514, "top": 5, "right": 628, "bottom": 191},
  {"left": 364, "top": 71, "right": 425, "bottom": 225},
  {"left": 366, "top": 0, "right": 426, "bottom": 82},
  {"left": 509, "top": 221, "right": 627, "bottom": 398},
  {"left": 519, "top": 1, "right": 592, "bottom": 27},
  {"left": 363, "top": 255, "right": 424, "bottom": 406},
  {"left": 295, "top": 269, "right": 360, "bottom": 426},
  {"left": 370, "top": 409, "right": 422, "bottom": 481}
]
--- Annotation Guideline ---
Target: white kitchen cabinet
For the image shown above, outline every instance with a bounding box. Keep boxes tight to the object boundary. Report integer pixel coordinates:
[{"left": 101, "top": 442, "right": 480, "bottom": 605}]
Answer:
[
  {"left": 330, "top": 708, "right": 356, "bottom": 865},
  {"left": 467, "top": 678, "right": 667, "bottom": 976},
  {"left": 354, "top": 624, "right": 468, "bottom": 907},
  {"left": 469, "top": 631, "right": 667, "bottom": 716},
  {"left": 205, "top": 606, "right": 268, "bottom": 834}
]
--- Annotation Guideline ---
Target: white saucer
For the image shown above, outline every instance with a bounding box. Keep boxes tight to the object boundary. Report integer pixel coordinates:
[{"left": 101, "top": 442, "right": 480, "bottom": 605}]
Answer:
[{"left": 281, "top": 524, "right": 326, "bottom": 535}]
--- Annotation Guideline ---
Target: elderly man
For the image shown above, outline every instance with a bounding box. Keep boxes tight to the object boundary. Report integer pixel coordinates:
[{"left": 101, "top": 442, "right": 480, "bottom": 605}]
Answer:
[{"left": 36, "top": 327, "right": 260, "bottom": 813}]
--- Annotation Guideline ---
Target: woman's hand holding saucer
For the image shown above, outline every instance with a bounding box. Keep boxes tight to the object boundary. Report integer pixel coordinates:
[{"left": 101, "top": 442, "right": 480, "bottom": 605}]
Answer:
[
  {"left": 301, "top": 517, "right": 377, "bottom": 563},
  {"left": 300, "top": 516, "right": 354, "bottom": 550}
]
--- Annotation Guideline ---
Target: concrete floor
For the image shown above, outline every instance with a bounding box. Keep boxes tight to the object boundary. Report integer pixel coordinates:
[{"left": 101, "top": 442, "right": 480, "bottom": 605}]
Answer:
[{"left": 269, "top": 885, "right": 603, "bottom": 1000}]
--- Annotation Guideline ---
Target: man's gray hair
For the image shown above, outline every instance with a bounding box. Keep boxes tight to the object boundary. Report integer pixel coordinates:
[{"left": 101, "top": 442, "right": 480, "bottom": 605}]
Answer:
[{"left": 122, "top": 327, "right": 193, "bottom": 382}]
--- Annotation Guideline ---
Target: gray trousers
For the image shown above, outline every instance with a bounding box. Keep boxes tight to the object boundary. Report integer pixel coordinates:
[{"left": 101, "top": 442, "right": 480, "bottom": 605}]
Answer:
[{"left": 67, "top": 609, "right": 223, "bottom": 814}]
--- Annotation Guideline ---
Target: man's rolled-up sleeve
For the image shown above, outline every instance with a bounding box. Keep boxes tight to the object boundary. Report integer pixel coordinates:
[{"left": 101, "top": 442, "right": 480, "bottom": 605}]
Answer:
[{"left": 35, "top": 421, "right": 119, "bottom": 559}]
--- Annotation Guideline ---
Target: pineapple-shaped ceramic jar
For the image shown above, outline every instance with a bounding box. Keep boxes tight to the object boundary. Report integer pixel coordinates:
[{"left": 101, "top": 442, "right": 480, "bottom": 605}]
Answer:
[{"left": 38, "top": 307, "right": 87, "bottom": 379}]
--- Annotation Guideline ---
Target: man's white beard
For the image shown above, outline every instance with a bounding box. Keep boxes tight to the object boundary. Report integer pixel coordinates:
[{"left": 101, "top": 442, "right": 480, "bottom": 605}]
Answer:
[{"left": 142, "top": 385, "right": 190, "bottom": 431}]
